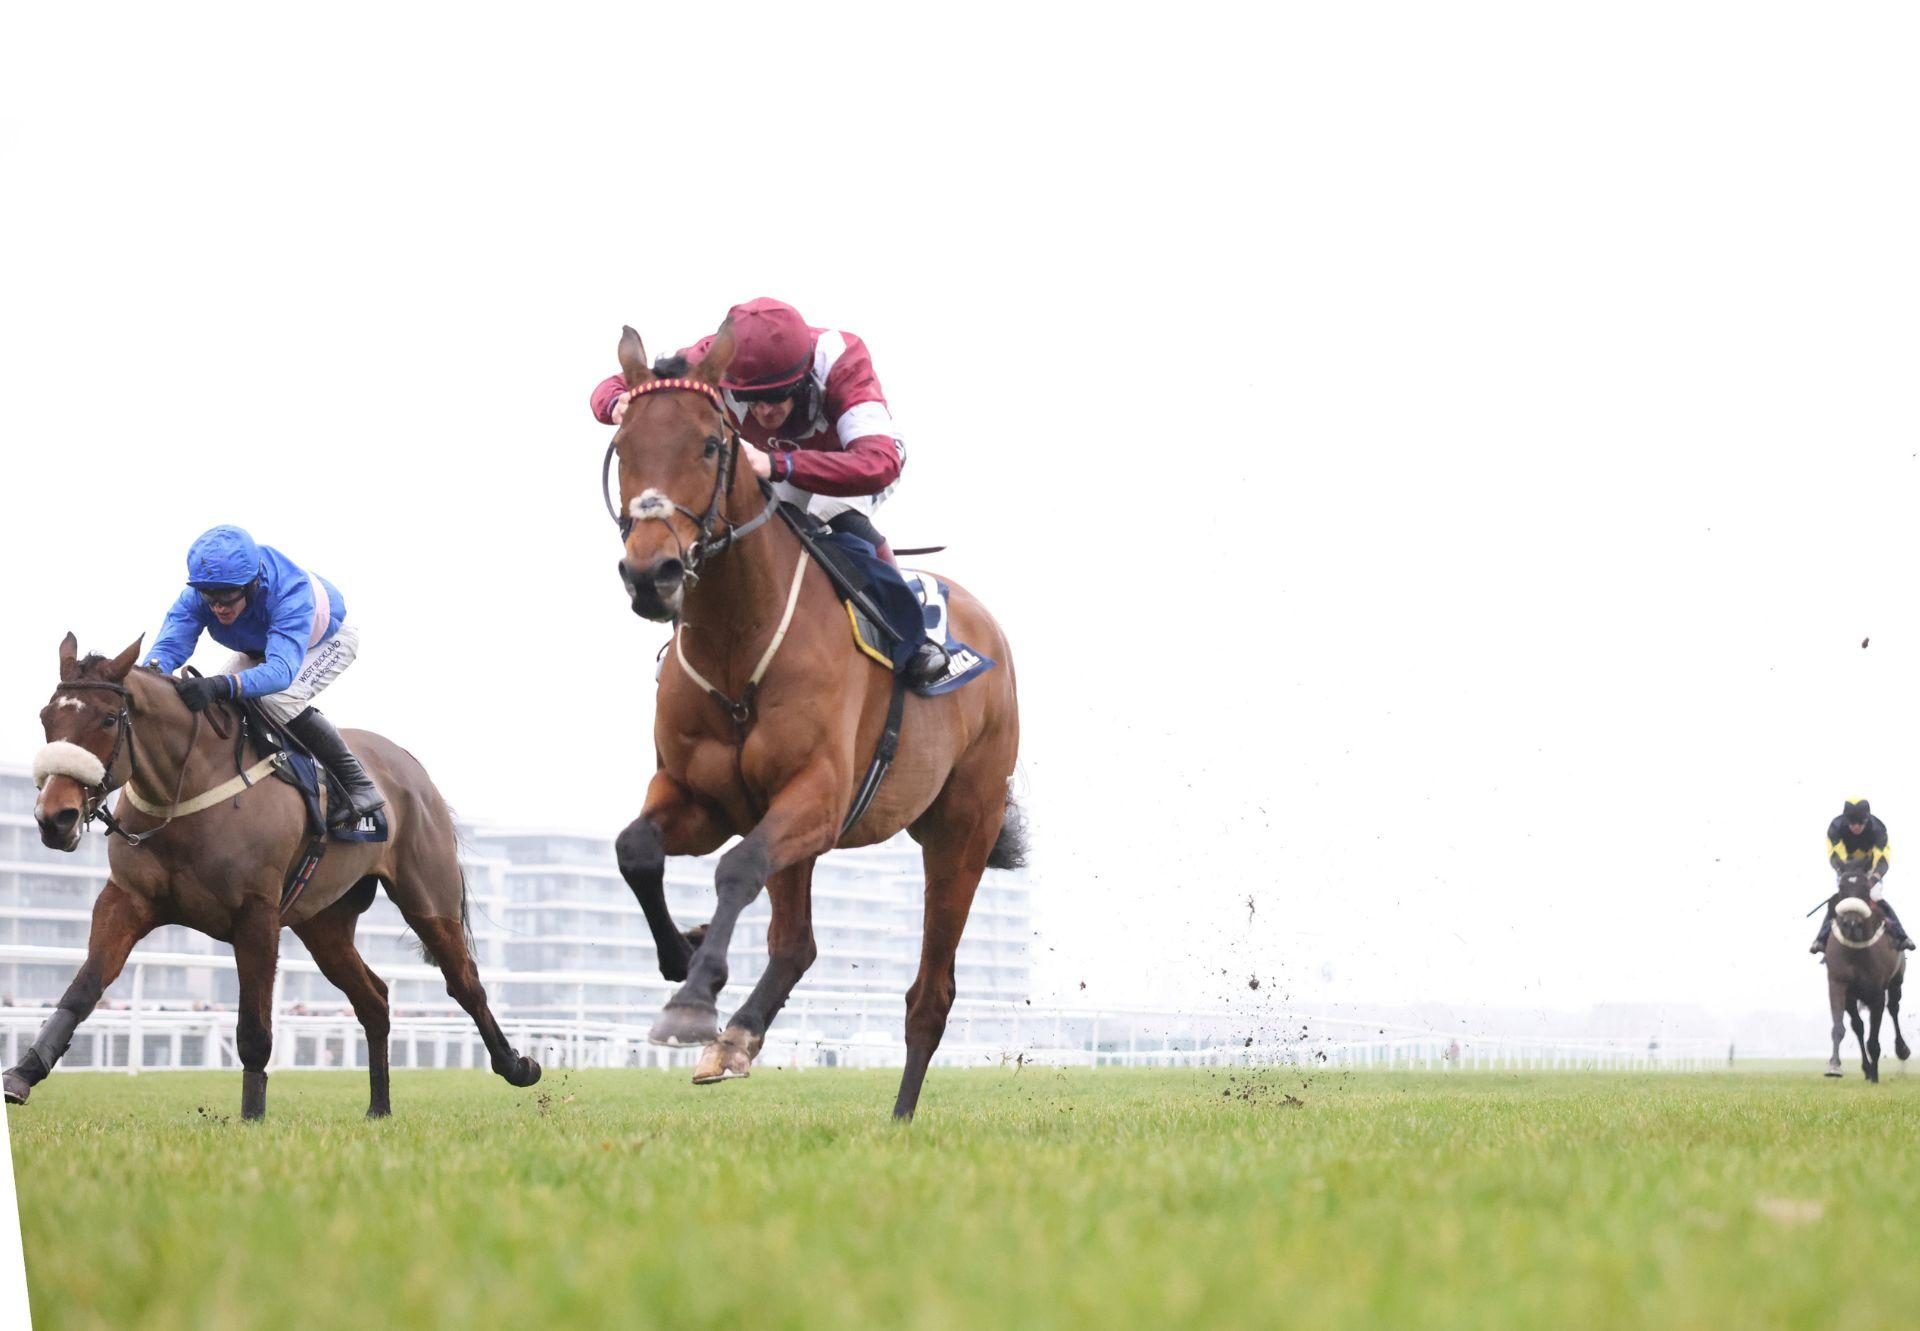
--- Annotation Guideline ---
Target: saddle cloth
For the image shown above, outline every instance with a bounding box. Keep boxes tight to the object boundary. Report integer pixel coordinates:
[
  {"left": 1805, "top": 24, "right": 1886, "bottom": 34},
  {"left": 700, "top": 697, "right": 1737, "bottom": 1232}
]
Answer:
[{"left": 849, "top": 570, "right": 997, "bottom": 698}]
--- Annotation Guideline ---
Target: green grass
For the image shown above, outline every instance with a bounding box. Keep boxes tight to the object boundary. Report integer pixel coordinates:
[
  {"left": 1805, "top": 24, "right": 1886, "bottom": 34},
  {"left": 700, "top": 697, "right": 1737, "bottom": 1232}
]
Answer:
[{"left": 8, "top": 1064, "right": 1919, "bottom": 1330}]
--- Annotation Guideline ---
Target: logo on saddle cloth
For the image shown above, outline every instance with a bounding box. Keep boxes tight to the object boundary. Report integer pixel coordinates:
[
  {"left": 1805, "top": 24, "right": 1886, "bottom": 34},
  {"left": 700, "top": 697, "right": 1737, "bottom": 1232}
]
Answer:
[{"left": 846, "top": 571, "right": 994, "bottom": 696}]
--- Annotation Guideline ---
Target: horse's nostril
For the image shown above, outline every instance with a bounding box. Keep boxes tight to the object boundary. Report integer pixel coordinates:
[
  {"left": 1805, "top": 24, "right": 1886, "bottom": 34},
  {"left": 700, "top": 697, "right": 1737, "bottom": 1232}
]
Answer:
[{"left": 43, "top": 808, "right": 78, "bottom": 838}]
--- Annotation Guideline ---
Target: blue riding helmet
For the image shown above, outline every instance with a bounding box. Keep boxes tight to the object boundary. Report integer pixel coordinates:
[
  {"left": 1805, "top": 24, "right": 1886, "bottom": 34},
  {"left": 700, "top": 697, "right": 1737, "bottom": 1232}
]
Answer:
[{"left": 186, "top": 525, "right": 262, "bottom": 590}]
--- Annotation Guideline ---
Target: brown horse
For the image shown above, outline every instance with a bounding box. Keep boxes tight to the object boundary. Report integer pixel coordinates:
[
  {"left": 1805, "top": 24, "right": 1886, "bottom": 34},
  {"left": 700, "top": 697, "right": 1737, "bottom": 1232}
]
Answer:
[
  {"left": 6, "top": 634, "right": 541, "bottom": 1119},
  {"left": 1823, "top": 864, "right": 1910, "bottom": 1082},
  {"left": 606, "top": 323, "right": 1023, "bottom": 1120}
]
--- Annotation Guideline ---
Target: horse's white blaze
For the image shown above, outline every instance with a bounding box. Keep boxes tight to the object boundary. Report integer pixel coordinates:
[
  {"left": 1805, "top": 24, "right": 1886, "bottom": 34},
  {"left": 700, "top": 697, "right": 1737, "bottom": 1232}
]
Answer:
[
  {"left": 630, "top": 490, "right": 671, "bottom": 520},
  {"left": 31, "top": 740, "right": 104, "bottom": 790}
]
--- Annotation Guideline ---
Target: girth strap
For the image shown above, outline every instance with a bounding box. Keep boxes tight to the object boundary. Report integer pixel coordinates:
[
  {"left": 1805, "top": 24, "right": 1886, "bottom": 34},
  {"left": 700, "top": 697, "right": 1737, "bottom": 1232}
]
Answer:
[
  {"left": 841, "top": 675, "right": 909, "bottom": 839},
  {"left": 673, "top": 549, "right": 811, "bottom": 720}
]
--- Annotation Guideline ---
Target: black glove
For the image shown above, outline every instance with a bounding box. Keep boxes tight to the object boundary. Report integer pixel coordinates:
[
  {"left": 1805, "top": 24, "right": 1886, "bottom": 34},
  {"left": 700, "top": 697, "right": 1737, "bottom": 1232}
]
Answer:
[{"left": 174, "top": 674, "right": 232, "bottom": 713}]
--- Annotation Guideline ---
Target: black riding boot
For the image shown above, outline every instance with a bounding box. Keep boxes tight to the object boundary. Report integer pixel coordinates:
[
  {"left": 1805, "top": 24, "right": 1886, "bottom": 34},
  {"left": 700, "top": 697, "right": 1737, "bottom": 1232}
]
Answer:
[
  {"left": 287, "top": 707, "right": 385, "bottom": 820},
  {"left": 1880, "top": 899, "right": 1918, "bottom": 951},
  {"left": 907, "top": 640, "right": 951, "bottom": 688},
  {"left": 1810, "top": 905, "right": 1835, "bottom": 954}
]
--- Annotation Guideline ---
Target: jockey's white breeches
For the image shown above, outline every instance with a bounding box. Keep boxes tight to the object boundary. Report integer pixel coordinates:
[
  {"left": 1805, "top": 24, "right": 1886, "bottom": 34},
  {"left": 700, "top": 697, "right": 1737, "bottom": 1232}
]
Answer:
[{"left": 222, "top": 622, "right": 361, "bottom": 724}]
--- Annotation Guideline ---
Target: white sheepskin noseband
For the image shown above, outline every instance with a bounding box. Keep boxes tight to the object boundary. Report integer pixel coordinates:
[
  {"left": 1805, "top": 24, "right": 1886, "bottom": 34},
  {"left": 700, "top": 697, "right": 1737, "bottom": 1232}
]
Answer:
[
  {"left": 1835, "top": 897, "right": 1873, "bottom": 920},
  {"left": 32, "top": 740, "right": 105, "bottom": 791}
]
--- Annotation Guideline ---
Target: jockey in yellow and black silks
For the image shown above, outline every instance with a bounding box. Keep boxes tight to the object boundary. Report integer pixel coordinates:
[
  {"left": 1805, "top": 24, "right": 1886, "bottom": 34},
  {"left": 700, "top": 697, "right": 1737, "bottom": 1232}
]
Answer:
[{"left": 1812, "top": 797, "right": 1915, "bottom": 953}]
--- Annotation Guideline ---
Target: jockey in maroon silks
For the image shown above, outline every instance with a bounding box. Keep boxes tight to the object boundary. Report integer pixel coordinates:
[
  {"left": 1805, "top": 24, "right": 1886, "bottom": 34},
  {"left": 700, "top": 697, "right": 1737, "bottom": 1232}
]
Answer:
[{"left": 591, "top": 297, "right": 948, "bottom": 685}]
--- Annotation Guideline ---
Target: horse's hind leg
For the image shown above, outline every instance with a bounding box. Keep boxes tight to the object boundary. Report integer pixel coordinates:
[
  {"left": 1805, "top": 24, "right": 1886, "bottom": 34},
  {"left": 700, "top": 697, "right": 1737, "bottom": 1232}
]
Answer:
[
  {"left": 405, "top": 911, "right": 541, "bottom": 1089},
  {"left": 695, "top": 858, "right": 819, "bottom": 1083},
  {"left": 1889, "top": 970, "right": 1910, "bottom": 1062},
  {"left": 233, "top": 897, "right": 281, "bottom": 1121},
  {"left": 3, "top": 882, "right": 157, "bottom": 1104},
  {"left": 616, "top": 772, "right": 729, "bottom": 982},
  {"left": 292, "top": 882, "right": 392, "bottom": 1118},
  {"left": 892, "top": 771, "right": 1008, "bottom": 1122}
]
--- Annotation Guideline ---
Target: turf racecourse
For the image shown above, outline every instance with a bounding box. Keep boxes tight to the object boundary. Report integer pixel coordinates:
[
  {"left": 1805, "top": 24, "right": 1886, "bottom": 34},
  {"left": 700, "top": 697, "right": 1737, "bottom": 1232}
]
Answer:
[{"left": 8, "top": 1066, "right": 1917, "bottom": 1331}]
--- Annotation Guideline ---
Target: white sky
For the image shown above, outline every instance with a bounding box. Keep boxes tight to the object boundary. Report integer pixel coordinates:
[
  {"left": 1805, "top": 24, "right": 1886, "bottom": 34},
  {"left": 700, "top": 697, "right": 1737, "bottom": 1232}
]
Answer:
[{"left": 4, "top": 4, "right": 1918, "bottom": 1022}]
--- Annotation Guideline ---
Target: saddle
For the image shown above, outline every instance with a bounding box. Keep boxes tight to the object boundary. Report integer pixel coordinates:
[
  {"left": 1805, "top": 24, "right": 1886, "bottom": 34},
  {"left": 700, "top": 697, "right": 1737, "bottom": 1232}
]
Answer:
[
  {"left": 237, "top": 700, "right": 388, "bottom": 844},
  {"left": 774, "top": 503, "right": 995, "bottom": 697}
]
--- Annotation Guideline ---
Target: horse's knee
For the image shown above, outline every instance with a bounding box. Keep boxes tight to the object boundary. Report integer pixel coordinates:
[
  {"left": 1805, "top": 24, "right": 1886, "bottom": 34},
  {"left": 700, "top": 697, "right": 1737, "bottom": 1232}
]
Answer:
[
  {"left": 616, "top": 819, "right": 665, "bottom": 885},
  {"left": 715, "top": 841, "right": 770, "bottom": 910}
]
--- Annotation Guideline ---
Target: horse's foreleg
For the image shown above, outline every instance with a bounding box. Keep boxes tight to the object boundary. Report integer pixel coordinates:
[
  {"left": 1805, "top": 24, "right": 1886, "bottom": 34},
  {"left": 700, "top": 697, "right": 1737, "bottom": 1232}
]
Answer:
[
  {"left": 1866, "top": 996, "right": 1886, "bottom": 1083},
  {"left": 1848, "top": 998, "right": 1870, "bottom": 1084},
  {"left": 650, "top": 770, "right": 841, "bottom": 1051},
  {"left": 292, "top": 900, "right": 393, "bottom": 1118},
  {"left": 695, "top": 859, "right": 819, "bottom": 1083},
  {"left": 616, "top": 772, "right": 729, "bottom": 983},
  {"left": 891, "top": 767, "right": 1008, "bottom": 1122},
  {"left": 1828, "top": 978, "right": 1847, "bottom": 1076},
  {"left": 3, "top": 881, "right": 157, "bottom": 1104},
  {"left": 1890, "top": 970, "right": 1910, "bottom": 1062},
  {"left": 232, "top": 897, "right": 281, "bottom": 1121}
]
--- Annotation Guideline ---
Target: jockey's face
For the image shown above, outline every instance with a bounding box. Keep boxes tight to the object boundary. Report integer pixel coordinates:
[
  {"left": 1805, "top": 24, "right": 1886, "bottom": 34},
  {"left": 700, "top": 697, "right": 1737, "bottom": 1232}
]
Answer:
[
  {"left": 199, "top": 585, "right": 249, "bottom": 627},
  {"left": 1849, "top": 819, "right": 1868, "bottom": 837},
  {"left": 747, "top": 397, "right": 796, "bottom": 431}
]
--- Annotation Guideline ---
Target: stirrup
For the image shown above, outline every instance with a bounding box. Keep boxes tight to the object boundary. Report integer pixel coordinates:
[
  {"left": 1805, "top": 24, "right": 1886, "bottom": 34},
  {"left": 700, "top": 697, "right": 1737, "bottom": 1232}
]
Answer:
[{"left": 907, "top": 641, "right": 950, "bottom": 687}]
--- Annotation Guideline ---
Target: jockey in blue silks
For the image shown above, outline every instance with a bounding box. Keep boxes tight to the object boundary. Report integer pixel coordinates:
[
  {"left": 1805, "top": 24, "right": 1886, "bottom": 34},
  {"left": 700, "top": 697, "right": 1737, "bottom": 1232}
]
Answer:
[{"left": 145, "top": 525, "right": 384, "bottom": 820}]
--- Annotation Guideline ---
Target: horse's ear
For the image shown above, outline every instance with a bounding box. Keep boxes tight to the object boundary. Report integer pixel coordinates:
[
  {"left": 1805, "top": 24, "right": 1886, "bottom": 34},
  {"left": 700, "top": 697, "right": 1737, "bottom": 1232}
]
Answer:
[
  {"left": 58, "top": 632, "right": 78, "bottom": 681},
  {"left": 106, "top": 637, "right": 143, "bottom": 681},
  {"left": 690, "top": 319, "right": 738, "bottom": 386},
  {"left": 618, "top": 327, "right": 654, "bottom": 390}
]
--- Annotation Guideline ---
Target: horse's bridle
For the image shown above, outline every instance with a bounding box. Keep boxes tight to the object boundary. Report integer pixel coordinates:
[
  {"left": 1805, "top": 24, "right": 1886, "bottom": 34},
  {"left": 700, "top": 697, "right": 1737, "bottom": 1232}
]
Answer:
[
  {"left": 600, "top": 376, "right": 778, "bottom": 582},
  {"left": 42, "top": 675, "right": 223, "bottom": 847}
]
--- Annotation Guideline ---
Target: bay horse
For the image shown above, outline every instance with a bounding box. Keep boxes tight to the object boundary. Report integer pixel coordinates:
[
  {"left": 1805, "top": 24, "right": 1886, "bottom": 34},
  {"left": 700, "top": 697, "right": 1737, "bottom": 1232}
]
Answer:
[
  {"left": 606, "top": 322, "right": 1024, "bottom": 1120},
  {"left": 6, "top": 634, "right": 541, "bottom": 1119},
  {"left": 1822, "top": 863, "right": 1910, "bottom": 1082}
]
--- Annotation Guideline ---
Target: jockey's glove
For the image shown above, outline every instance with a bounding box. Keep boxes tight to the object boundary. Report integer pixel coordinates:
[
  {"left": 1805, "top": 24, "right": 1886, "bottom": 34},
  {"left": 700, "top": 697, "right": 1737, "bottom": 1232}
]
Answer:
[{"left": 175, "top": 674, "right": 233, "bottom": 713}]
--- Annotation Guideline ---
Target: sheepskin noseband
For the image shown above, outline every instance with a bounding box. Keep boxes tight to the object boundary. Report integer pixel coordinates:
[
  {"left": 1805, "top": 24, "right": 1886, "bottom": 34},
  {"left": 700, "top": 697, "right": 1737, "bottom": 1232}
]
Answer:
[
  {"left": 1835, "top": 897, "right": 1874, "bottom": 920},
  {"left": 32, "top": 740, "right": 105, "bottom": 790}
]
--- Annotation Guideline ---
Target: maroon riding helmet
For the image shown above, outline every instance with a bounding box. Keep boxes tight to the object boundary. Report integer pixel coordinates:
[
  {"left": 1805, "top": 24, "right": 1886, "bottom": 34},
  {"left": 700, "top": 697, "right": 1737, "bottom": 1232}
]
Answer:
[{"left": 718, "top": 298, "right": 815, "bottom": 397}]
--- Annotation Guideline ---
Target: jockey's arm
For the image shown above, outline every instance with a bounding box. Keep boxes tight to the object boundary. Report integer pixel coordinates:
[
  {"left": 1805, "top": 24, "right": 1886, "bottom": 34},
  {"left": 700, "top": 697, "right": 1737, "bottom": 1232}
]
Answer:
[
  {"left": 775, "top": 431, "right": 904, "bottom": 496},
  {"left": 590, "top": 373, "right": 628, "bottom": 426},
  {"left": 230, "top": 586, "right": 319, "bottom": 699},
  {"left": 145, "top": 590, "right": 207, "bottom": 674}
]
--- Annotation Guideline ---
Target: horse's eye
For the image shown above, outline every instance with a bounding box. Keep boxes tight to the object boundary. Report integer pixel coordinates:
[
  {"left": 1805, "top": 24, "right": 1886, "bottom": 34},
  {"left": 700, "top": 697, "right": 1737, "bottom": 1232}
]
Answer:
[
  {"left": 703, "top": 435, "right": 720, "bottom": 459},
  {"left": 101, "top": 714, "right": 117, "bottom": 728}
]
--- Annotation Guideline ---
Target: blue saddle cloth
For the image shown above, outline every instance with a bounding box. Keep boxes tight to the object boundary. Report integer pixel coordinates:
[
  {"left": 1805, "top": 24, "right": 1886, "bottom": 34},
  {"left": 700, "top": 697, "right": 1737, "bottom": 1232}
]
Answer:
[{"left": 239, "top": 701, "right": 388, "bottom": 844}]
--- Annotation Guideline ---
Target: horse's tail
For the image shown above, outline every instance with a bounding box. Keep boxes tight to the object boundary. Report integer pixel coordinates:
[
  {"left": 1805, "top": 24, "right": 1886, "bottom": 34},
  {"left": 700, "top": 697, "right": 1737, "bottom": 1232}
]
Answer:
[{"left": 988, "top": 782, "right": 1030, "bottom": 872}]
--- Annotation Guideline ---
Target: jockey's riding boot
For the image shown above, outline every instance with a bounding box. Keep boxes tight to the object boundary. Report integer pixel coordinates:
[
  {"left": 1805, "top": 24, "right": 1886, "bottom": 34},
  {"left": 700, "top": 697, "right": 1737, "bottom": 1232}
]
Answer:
[
  {"left": 287, "top": 707, "right": 386, "bottom": 820},
  {"left": 907, "top": 640, "right": 950, "bottom": 688},
  {"left": 1810, "top": 908, "right": 1834, "bottom": 954},
  {"left": 1879, "top": 899, "right": 1918, "bottom": 951}
]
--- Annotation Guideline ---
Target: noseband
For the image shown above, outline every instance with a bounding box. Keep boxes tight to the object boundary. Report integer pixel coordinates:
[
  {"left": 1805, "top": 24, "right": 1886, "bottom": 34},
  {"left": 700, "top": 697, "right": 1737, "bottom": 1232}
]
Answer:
[{"left": 600, "top": 377, "right": 778, "bottom": 582}]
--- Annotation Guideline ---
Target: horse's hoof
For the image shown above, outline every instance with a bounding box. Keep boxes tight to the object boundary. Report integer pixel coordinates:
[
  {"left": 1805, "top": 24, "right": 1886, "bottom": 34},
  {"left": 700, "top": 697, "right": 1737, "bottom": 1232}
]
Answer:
[
  {"left": 3, "top": 1071, "right": 30, "bottom": 1105},
  {"left": 366, "top": 1106, "right": 391, "bottom": 1120},
  {"left": 650, "top": 1003, "right": 720, "bottom": 1047},
  {"left": 508, "top": 1057, "right": 541, "bottom": 1088},
  {"left": 691, "top": 1029, "right": 758, "bottom": 1084},
  {"left": 1898, "top": 1042, "right": 1912, "bottom": 1062},
  {"left": 1824, "top": 1063, "right": 1843, "bottom": 1078}
]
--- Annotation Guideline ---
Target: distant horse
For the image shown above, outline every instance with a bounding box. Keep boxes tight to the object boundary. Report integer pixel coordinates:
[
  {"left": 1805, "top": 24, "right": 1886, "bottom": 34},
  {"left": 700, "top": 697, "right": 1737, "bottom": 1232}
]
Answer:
[
  {"left": 7, "top": 634, "right": 540, "bottom": 1119},
  {"left": 606, "top": 323, "right": 1024, "bottom": 1120},
  {"left": 1822, "top": 864, "right": 1910, "bottom": 1082}
]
